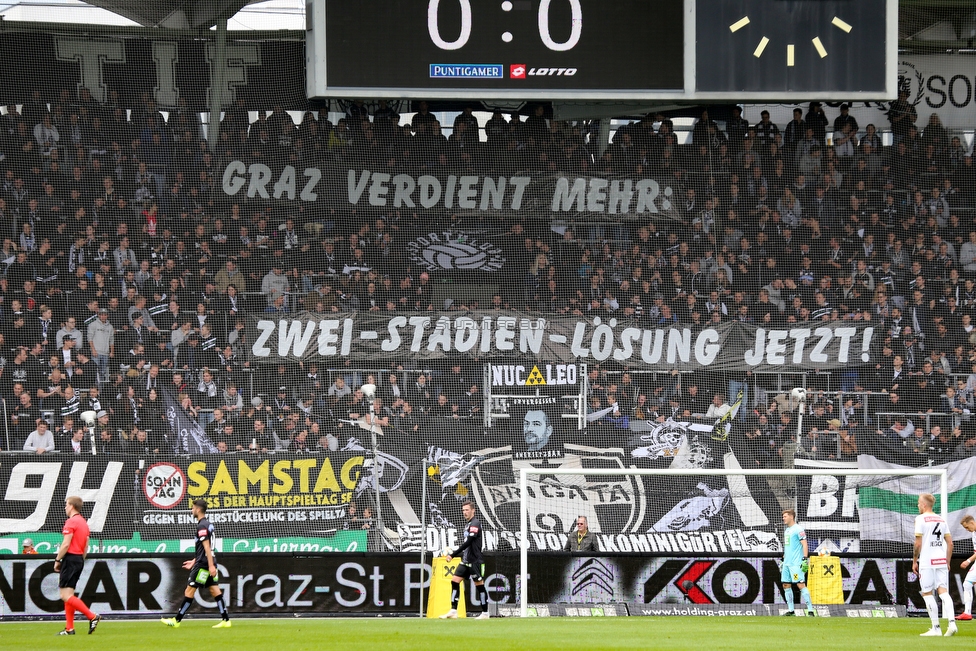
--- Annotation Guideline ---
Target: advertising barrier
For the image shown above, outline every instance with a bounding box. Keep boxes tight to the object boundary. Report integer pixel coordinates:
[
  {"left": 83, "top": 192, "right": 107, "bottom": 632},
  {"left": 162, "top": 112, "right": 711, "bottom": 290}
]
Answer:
[{"left": 0, "top": 553, "right": 962, "bottom": 618}]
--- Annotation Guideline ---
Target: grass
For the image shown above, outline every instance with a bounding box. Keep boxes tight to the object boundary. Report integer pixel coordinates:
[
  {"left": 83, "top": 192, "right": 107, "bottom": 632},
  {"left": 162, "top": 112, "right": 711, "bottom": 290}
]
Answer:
[{"left": 0, "top": 617, "right": 972, "bottom": 650}]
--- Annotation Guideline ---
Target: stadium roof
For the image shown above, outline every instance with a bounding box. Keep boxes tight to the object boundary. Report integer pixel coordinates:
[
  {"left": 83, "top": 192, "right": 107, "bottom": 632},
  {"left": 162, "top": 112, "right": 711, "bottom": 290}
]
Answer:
[
  {"left": 0, "top": 1, "right": 971, "bottom": 47},
  {"left": 78, "top": 0, "right": 250, "bottom": 28},
  {"left": 0, "top": 0, "right": 305, "bottom": 29}
]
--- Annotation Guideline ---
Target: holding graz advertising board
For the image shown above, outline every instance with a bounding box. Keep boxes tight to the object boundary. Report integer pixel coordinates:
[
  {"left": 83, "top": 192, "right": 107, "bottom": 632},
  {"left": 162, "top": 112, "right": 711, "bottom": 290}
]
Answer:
[{"left": 0, "top": 554, "right": 959, "bottom": 617}]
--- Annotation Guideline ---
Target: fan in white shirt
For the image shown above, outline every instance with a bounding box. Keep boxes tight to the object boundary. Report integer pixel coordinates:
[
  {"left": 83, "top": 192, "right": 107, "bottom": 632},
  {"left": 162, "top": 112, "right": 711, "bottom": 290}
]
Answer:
[{"left": 23, "top": 421, "right": 55, "bottom": 454}]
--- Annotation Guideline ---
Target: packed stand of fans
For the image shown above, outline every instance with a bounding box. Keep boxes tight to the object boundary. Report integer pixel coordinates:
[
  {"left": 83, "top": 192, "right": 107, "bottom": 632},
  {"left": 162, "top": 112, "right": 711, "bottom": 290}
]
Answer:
[{"left": 1, "top": 89, "right": 975, "bottom": 467}]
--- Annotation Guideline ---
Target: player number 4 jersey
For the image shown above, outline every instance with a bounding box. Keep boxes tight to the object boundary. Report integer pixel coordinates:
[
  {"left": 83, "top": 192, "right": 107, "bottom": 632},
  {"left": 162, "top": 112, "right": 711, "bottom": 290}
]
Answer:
[{"left": 915, "top": 513, "right": 948, "bottom": 568}]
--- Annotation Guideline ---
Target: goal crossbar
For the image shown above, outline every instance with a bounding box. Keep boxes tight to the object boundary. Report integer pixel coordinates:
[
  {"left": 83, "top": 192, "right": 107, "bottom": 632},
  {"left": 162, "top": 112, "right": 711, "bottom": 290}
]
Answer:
[{"left": 517, "top": 467, "right": 949, "bottom": 618}]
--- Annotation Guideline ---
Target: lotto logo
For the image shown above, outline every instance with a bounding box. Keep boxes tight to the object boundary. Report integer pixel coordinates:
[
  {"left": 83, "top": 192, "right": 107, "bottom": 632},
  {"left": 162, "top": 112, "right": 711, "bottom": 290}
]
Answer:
[{"left": 510, "top": 64, "right": 526, "bottom": 79}]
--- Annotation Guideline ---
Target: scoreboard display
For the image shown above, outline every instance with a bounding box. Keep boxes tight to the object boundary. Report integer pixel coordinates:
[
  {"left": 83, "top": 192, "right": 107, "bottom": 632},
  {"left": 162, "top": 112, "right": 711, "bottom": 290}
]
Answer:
[{"left": 307, "top": 0, "right": 897, "bottom": 100}]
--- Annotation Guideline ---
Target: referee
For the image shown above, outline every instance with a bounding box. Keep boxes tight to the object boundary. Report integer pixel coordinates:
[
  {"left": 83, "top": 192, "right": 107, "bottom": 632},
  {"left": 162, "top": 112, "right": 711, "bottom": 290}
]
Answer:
[
  {"left": 440, "top": 500, "right": 489, "bottom": 619},
  {"left": 55, "top": 496, "right": 101, "bottom": 635},
  {"left": 161, "top": 499, "right": 231, "bottom": 628}
]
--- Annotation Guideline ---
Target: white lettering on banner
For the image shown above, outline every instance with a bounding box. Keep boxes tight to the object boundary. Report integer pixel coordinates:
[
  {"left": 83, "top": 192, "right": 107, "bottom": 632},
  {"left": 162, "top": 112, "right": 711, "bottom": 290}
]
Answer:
[
  {"left": 250, "top": 316, "right": 875, "bottom": 369},
  {"left": 65, "top": 461, "right": 124, "bottom": 532},
  {"left": 596, "top": 530, "right": 778, "bottom": 554},
  {"left": 807, "top": 475, "right": 859, "bottom": 519},
  {"left": 490, "top": 364, "right": 578, "bottom": 386},
  {"left": 151, "top": 42, "right": 180, "bottom": 106},
  {"left": 550, "top": 177, "right": 669, "bottom": 214},
  {"left": 0, "top": 461, "right": 124, "bottom": 534},
  {"left": 527, "top": 67, "right": 578, "bottom": 76},
  {"left": 204, "top": 43, "right": 261, "bottom": 106},
  {"left": 221, "top": 166, "right": 676, "bottom": 214},
  {"left": 54, "top": 39, "right": 126, "bottom": 104},
  {"left": 744, "top": 327, "right": 871, "bottom": 366},
  {"left": 345, "top": 170, "right": 531, "bottom": 210},
  {"left": 0, "top": 463, "right": 60, "bottom": 533}
]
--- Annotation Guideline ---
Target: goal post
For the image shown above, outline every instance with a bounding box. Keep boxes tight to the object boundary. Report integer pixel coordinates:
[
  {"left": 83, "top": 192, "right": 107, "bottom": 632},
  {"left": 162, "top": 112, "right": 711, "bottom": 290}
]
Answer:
[{"left": 517, "top": 466, "right": 949, "bottom": 618}]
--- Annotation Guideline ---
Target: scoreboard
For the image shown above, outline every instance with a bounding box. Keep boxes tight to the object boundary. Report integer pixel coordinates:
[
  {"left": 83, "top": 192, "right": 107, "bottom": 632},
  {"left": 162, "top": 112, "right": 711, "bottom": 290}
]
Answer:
[{"left": 307, "top": 0, "right": 898, "bottom": 101}]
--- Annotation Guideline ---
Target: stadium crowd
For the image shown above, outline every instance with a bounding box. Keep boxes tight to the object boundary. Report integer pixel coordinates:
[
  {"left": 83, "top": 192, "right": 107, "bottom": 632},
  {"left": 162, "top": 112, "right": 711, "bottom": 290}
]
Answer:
[{"left": 1, "top": 89, "right": 976, "bottom": 467}]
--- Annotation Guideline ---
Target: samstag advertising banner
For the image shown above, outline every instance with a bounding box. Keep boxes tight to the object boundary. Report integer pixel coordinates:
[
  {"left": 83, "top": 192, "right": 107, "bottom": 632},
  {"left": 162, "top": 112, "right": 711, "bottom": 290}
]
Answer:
[
  {"left": 137, "top": 453, "right": 366, "bottom": 539},
  {"left": 247, "top": 312, "right": 876, "bottom": 372},
  {"left": 0, "top": 554, "right": 957, "bottom": 617}
]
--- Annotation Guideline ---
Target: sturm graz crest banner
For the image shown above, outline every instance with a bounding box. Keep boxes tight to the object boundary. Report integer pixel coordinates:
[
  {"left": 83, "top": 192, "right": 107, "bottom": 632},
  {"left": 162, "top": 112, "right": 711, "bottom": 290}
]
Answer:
[
  {"left": 403, "top": 230, "right": 512, "bottom": 274},
  {"left": 397, "top": 410, "right": 783, "bottom": 553}
]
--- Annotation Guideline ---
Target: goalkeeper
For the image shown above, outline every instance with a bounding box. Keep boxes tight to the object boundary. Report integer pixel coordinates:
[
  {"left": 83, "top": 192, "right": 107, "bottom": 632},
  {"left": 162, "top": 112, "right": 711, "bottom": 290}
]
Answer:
[
  {"left": 781, "top": 509, "right": 815, "bottom": 616},
  {"left": 440, "top": 500, "right": 489, "bottom": 620}
]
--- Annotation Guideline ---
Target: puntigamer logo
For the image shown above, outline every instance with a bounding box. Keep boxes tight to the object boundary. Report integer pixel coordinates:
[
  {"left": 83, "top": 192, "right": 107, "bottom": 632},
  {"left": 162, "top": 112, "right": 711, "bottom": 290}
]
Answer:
[{"left": 430, "top": 64, "right": 503, "bottom": 78}]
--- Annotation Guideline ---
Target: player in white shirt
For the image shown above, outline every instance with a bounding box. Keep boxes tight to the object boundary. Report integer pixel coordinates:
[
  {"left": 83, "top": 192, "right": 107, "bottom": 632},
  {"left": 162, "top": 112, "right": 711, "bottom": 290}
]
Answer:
[
  {"left": 958, "top": 514, "right": 976, "bottom": 621},
  {"left": 913, "top": 493, "right": 956, "bottom": 636}
]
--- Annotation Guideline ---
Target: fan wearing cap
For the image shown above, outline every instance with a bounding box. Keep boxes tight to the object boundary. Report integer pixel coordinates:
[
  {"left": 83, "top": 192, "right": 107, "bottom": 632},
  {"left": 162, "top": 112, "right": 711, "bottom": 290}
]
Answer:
[
  {"left": 22, "top": 538, "right": 38, "bottom": 555},
  {"left": 243, "top": 394, "right": 268, "bottom": 421},
  {"left": 272, "top": 386, "right": 292, "bottom": 421}
]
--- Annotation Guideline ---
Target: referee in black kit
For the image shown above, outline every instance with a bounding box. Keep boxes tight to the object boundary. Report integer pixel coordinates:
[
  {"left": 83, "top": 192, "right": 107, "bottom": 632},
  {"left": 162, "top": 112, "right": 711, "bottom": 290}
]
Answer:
[
  {"left": 440, "top": 500, "right": 490, "bottom": 619},
  {"left": 161, "top": 499, "right": 231, "bottom": 628},
  {"left": 564, "top": 515, "right": 598, "bottom": 552}
]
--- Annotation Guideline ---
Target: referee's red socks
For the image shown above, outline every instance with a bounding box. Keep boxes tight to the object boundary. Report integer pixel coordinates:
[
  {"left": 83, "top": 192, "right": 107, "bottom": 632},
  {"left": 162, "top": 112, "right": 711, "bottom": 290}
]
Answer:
[
  {"left": 65, "top": 601, "right": 75, "bottom": 631},
  {"left": 67, "top": 596, "right": 95, "bottom": 621}
]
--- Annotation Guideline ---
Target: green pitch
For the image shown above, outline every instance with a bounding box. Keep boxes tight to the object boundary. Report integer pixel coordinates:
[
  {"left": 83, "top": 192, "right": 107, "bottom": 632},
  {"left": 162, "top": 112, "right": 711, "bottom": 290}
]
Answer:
[{"left": 0, "top": 617, "right": 971, "bottom": 650}]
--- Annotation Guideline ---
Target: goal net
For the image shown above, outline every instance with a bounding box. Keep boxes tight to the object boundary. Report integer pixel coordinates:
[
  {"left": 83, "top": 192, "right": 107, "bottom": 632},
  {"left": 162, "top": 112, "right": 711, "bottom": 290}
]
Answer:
[{"left": 516, "top": 466, "right": 949, "bottom": 616}]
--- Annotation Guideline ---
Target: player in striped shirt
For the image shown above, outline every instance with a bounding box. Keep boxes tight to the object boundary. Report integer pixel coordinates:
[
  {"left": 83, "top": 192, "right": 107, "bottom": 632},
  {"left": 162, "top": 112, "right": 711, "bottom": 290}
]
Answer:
[
  {"left": 958, "top": 514, "right": 976, "bottom": 621},
  {"left": 914, "top": 493, "right": 956, "bottom": 636},
  {"left": 161, "top": 499, "right": 231, "bottom": 628}
]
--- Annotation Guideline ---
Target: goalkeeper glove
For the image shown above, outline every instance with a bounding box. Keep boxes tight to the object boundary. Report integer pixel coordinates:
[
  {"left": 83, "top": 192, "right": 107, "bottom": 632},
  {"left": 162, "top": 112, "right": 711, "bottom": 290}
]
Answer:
[{"left": 800, "top": 559, "right": 809, "bottom": 574}]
